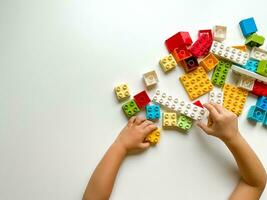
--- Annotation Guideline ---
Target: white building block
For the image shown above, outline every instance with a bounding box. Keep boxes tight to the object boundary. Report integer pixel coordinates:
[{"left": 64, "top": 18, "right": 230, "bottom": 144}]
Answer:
[
  {"left": 237, "top": 75, "right": 255, "bottom": 91},
  {"left": 209, "top": 90, "right": 223, "bottom": 105},
  {"left": 143, "top": 70, "right": 158, "bottom": 88},
  {"left": 213, "top": 26, "right": 227, "bottom": 42},
  {"left": 231, "top": 65, "right": 267, "bottom": 83},
  {"left": 250, "top": 47, "right": 267, "bottom": 61}
]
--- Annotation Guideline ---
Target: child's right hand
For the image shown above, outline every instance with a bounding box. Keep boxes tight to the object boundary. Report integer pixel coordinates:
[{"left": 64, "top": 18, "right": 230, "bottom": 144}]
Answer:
[{"left": 197, "top": 103, "right": 240, "bottom": 143}]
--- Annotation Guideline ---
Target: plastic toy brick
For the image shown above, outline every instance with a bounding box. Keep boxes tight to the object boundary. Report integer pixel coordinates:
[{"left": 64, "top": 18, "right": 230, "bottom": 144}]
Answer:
[
  {"left": 264, "top": 115, "right": 267, "bottom": 126},
  {"left": 232, "top": 45, "right": 247, "bottom": 52},
  {"left": 231, "top": 65, "right": 267, "bottom": 83},
  {"left": 211, "top": 60, "right": 232, "bottom": 87},
  {"left": 210, "top": 41, "right": 249, "bottom": 66},
  {"left": 256, "top": 60, "right": 267, "bottom": 77},
  {"left": 243, "top": 59, "right": 259, "bottom": 72},
  {"left": 162, "top": 112, "right": 177, "bottom": 128},
  {"left": 114, "top": 84, "right": 130, "bottom": 101},
  {"left": 245, "top": 33, "right": 265, "bottom": 47},
  {"left": 200, "top": 53, "right": 219, "bottom": 72},
  {"left": 159, "top": 54, "right": 177, "bottom": 73},
  {"left": 239, "top": 17, "right": 257, "bottom": 37},
  {"left": 172, "top": 46, "right": 192, "bottom": 62},
  {"left": 165, "top": 32, "right": 193, "bottom": 53},
  {"left": 134, "top": 90, "right": 151, "bottom": 109},
  {"left": 237, "top": 75, "right": 255, "bottom": 91},
  {"left": 189, "top": 34, "right": 212, "bottom": 58},
  {"left": 122, "top": 99, "right": 140, "bottom": 118},
  {"left": 180, "top": 56, "right": 199, "bottom": 73},
  {"left": 177, "top": 114, "right": 193, "bottom": 131},
  {"left": 146, "top": 104, "right": 160, "bottom": 120},
  {"left": 144, "top": 128, "right": 160, "bottom": 144},
  {"left": 180, "top": 67, "right": 213, "bottom": 100},
  {"left": 198, "top": 29, "right": 213, "bottom": 39},
  {"left": 209, "top": 90, "right": 223, "bottom": 105},
  {"left": 193, "top": 100, "right": 204, "bottom": 108},
  {"left": 250, "top": 47, "right": 267, "bottom": 61},
  {"left": 252, "top": 81, "right": 267, "bottom": 96},
  {"left": 247, "top": 106, "right": 266, "bottom": 123},
  {"left": 256, "top": 96, "right": 267, "bottom": 111},
  {"left": 213, "top": 26, "right": 227, "bottom": 42},
  {"left": 223, "top": 83, "right": 248, "bottom": 116},
  {"left": 143, "top": 70, "right": 158, "bottom": 89}
]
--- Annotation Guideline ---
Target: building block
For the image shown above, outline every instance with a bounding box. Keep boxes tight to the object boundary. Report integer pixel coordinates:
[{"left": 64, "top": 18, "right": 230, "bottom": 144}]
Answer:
[
  {"left": 210, "top": 41, "right": 249, "bottom": 66},
  {"left": 252, "top": 81, "right": 267, "bottom": 96},
  {"left": 243, "top": 59, "right": 259, "bottom": 72},
  {"left": 172, "top": 46, "right": 192, "bottom": 62},
  {"left": 144, "top": 128, "right": 160, "bottom": 145},
  {"left": 231, "top": 65, "right": 267, "bottom": 83},
  {"left": 159, "top": 54, "right": 177, "bottom": 73},
  {"left": 223, "top": 83, "right": 248, "bottom": 116},
  {"left": 256, "top": 60, "right": 267, "bottom": 77},
  {"left": 232, "top": 45, "right": 247, "bottom": 52},
  {"left": 211, "top": 60, "right": 232, "bottom": 87},
  {"left": 198, "top": 29, "right": 213, "bottom": 39},
  {"left": 209, "top": 90, "right": 223, "bottom": 105},
  {"left": 256, "top": 96, "right": 267, "bottom": 111},
  {"left": 247, "top": 106, "right": 266, "bottom": 123},
  {"left": 245, "top": 33, "right": 265, "bottom": 47},
  {"left": 146, "top": 104, "right": 160, "bottom": 120},
  {"left": 180, "top": 67, "right": 213, "bottom": 100},
  {"left": 162, "top": 112, "right": 177, "bottom": 128},
  {"left": 143, "top": 70, "right": 158, "bottom": 89},
  {"left": 122, "top": 99, "right": 140, "bottom": 118},
  {"left": 133, "top": 90, "right": 151, "bottom": 109},
  {"left": 180, "top": 56, "right": 199, "bottom": 73},
  {"left": 165, "top": 32, "right": 193, "bottom": 53},
  {"left": 264, "top": 115, "right": 267, "bottom": 126},
  {"left": 200, "top": 53, "right": 219, "bottom": 72},
  {"left": 114, "top": 84, "right": 130, "bottom": 101},
  {"left": 237, "top": 75, "right": 255, "bottom": 91},
  {"left": 193, "top": 100, "right": 204, "bottom": 108},
  {"left": 189, "top": 34, "right": 212, "bottom": 58},
  {"left": 177, "top": 114, "right": 193, "bottom": 131},
  {"left": 250, "top": 47, "right": 267, "bottom": 61},
  {"left": 239, "top": 17, "right": 257, "bottom": 37},
  {"left": 213, "top": 26, "right": 227, "bottom": 42}
]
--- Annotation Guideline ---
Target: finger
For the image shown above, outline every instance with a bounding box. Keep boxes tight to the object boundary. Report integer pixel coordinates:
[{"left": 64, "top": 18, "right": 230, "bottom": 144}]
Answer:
[
  {"left": 143, "top": 124, "right": 157, "bottom": 136},
  {"left": 140, "top": 120, "right": 154, "bottom": 128},
  {"left": 138, "top": 142, "right": 150, "bottom": 150},
  {"left": 134, "top": 116, "right": 146, "bottom": 125},
  {"left": 210, "top": 103, "right": 223, "bottom": 113},
  {"left": 127, "top": 116, "right": 136, "bottom": 127},
  {"left": 204, "top": 103, "right": 220, "bottom": 119},
  {"left": 197, "top": 122, "right": 214, "bottom": 135}
]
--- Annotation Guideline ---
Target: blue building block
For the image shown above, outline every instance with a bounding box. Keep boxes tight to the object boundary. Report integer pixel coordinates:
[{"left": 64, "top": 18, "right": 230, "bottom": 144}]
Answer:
[
  {"left": 247, "top": 105, "right": 266, "bottom": 122},
  {"left": 239, "top": 17, "right": 257, "bottom": 37},
  {"left": 263, "top": 115, "right": 267, "bottom": 126},
  {"left": 256, "top": 96, "right": 267, "bottom": 111},
  {"left": 243, "top": 59, "right": 259, "bottom": 72},
  {"left": 146, "top": 104, "right": 160, "bottom": 120}
]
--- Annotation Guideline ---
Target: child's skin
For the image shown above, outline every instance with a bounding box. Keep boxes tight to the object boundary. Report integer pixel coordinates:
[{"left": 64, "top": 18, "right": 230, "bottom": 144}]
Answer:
[{"left": 83, "top": 103, "right": 266, "bottom": 200}]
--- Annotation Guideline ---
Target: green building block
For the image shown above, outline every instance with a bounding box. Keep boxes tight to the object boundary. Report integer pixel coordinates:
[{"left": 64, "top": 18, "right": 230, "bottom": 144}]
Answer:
[
  {"left": 211, "top": 60, "right": 232, "bottom": 87},
  {"left": 245, "top": 33, "right": 265, "bottom": 47},
  {"left": 122, "top": 99, "right": 140, "bottom": 118},
  {"left": 177, "top": 114, "right": 193, "bottom": 131},
  {"left": 256, "top": 60, "right": 267, "bottom": 77}
]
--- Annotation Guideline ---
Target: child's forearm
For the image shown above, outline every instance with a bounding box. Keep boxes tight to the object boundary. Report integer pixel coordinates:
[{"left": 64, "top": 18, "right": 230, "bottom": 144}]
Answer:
[{"left": 83, "top": 142, "right": 127, "bottom": 200}]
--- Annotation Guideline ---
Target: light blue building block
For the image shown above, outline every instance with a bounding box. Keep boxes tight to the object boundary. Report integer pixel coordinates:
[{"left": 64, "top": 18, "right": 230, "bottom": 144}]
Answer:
[
  {"left": 243, "top": 59, "right": 259, "bottom": 72},
  {"left": 256, "top": 96, "right": 267, "bottom": 111},
  {"left": 239, "top": 17, "right": 257, "bottom": 37},
  {"left": 146, "top": 104, "right": 160, "bottom": 120},
  {"left": 247, "top": 105, "right": 266, "bottom": 123}
]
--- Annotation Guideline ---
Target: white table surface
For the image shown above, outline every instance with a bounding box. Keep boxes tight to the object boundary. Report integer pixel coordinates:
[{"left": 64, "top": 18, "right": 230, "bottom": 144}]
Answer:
[{"left": 0, "top": 0, "right": 267, "bottom": 199}]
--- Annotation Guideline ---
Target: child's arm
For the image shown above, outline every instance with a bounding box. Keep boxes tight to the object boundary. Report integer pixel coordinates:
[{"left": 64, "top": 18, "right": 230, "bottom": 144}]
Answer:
[
  {"left": 83, "top": 116, "right": 156, "bottom": 200},
  {"left": 197, "top": 103, "right": 267, "bottom": 200}
]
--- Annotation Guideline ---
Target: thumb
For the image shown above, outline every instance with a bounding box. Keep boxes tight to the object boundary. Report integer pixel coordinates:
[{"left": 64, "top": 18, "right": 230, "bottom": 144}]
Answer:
[
  {"left": 197, "top": 122, "right": 214, "bottom": 135},
  {"left": 139, "top": 142, "right": 150, "bottom": 150}
]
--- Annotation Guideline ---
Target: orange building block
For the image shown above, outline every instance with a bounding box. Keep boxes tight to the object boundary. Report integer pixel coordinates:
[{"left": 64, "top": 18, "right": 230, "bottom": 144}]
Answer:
[
  {"left": 200, "top": 53, "right": 219, "bottom": 72},
  {"left": 232, "top": 45, "right": 247, "bottom": 52}
]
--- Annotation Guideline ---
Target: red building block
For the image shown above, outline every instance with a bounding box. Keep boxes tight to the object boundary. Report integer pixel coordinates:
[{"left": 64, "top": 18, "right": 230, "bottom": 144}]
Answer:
[
  {"left": 193, "top": 100, "right": 204, "bottom": 108},
  {"left": 189, "top": 34, "right": 212, "bottom": 58},
  {"left": 165, "top": 32, "right": 193, "bottom": 53},
  {"left": 251, "top": 81, "right": 267, "bottom": 96},
  {"left": 134, "top": 90, "right": 151, "bottom": 109},
  {"left": 172, "top": 46, "right": 192, "bottom": 62},
  {"left": 198, "top": 29, "right": 213, "bottom": 39},
  {"left": 180, "top": 56, "right": 199, "bottom": 73}
]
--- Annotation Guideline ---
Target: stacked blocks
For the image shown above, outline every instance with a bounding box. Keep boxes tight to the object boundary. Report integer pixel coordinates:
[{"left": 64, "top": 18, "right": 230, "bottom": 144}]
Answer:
[
  {"left": 256, "top": 96, "right": 267, "bottom": 111},
  {"left": 213, "top": 25, "right": 227, "bottom": 42},
  {"left": 243, "top": 59, "right": 259, "bottom": 72},
  {"left": 237, "top": 75, "right": 255, "bottom": 91},
  {"left": 250, "top": 47, "right": 267, "bottom": 61},
  {"left": 144, "top": 128, "right": 160, "bottom": 144},
  {"left": 162, "top": 112, "right": 177, "bottom": 128},
  {"left": 122, "top": 99, "right": 140, "bottom": 118},
  {"left": 239, "top": 17, "right": 257, "bottom": 37},
  {"left": 172, "top": 46, "right": 192, "bottom": 62},
  {"left": 211, "top": 60, "right": 232, "bottom": 87},
  {"left": 245, "top": 33, "right": 265, "bottom": 47},
  {"left": 165, "top": 32, "right": 193, "bottom": 53},
  {"left": 159, "top": 54, "right": 177, "bottom": 73},
  {"left": 177, "top": 114, "right": 193, "bottom": 131},
  {"left": 146, "top": 104, "right": 160, "bottom": 120},
  {"left": 181, "top": 56, "right": 199, "bottom": 72},
  {"left": 114, "top": 84, "right": 130, "bottom": 101},
  {"left": 143, "top": 70, "right": 158, "bottom": 89},
  {"left": 256, "top": 60, "right": 267, "bottom": 76},
  {"left": 200, "top": 53, "right": 219, "bottom": 72},
  {"left": 247, "top": 106, "right": 266, "bottom": 122},
  {"left": 180, "top": 67, "right": 213, "bottom": 100},
  {"left": 134, "top": 90, "right": 151, "bottom": 109}
]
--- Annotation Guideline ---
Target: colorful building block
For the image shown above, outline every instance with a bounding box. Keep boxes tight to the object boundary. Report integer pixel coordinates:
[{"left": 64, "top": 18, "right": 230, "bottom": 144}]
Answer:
[
  {"left": 114, "top": 84, "right": 130, "bottom": 101},
  {"left": 209, "top": 90, "right": 223, "bottom": 105},
  {"left": 247, "top": 106, "right": 266, "bottom": 122},
  {"left": 231, "top": 65, "right": 267, "bottom": 83},
  {"left": 144, "top": 128, "right": 160, "bottom": 144},
  {"left": 210, "top": 41, "right": 249, "bottom": 66},
  {"left": 264, "top": 115, "right": 267, "bottom": 126},
  {"left": 172, "top": 46, "right": 192, "bottom": 62},
  {"left": 223, "top": 83, "right": 248, "bottom": 116},
  {"left": 232, "top": 45, "right": 247, "bottom": 52},
  {"left": 134, "top": 90, "right": 151, "bottom": 109},
  {"left": 252, "top": 81, "right": 267, "bottom": 96},
  {"left": 256, "top": 96, "right": 267, "bottom": 111},
  {"left": 177, "top": 114, "right": 193, "bottom": 131},
  {"left": 256, "top": 60, "right": 267, "bottom": 77},
  {"left": 211, "top": 60, "right": 232, "bottom": 87},
  {"left": 250, "top": 47, "right": 267, "bottom": 61},
  {"left": 162, "top": 112, "right": 177, "bottom": 128},
  {"left": 159, "top": 54, "right": 177, "bottom": 73},
  {"left": 213, "top": 26, "right": 227, "bottom": 42},
  {"left": 200, "top": 53, "right": 219, "bottom": 72},
  {"left": 180, "top": 56, "right": 199, "bottom": 73},
  {"left": 193, "top": 100, "right": 204, "bottom": 108},
  {"left": 146, "top": 104, "right": 160, "bottom": 120},
  {"left": 180, "top": 67, "right": 213, "bottom": 100},
  {"left": 237, "top": 75, "right": 255, "bottom": 91},
  {"left": 143, "top": 70, "right": 158, "bottom": 89},
  {"left": 122, "top": 99, "right": 140, "bottom": 118},
  {"left": 243, "top": 59, "right": 259, "bottom": 72},
  {"left": 198, "top": 29, "right": 213, "bottom": 39},
  {"left": 189, "top": 34, "right": 212, "bottom": 58},
  {"left": 165, "top": 32, "right": 193, "bottom": 53},
  {"left": 239, "top": 17, "right": 257, "bottom": 37},
  {"left": 245, "top": 33, "right": 265, "bottom": 47}
]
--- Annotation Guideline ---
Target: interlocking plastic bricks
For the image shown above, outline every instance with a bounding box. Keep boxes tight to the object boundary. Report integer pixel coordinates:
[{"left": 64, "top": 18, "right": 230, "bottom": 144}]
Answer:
[
  {"left": 210, "top": 41, "right": 249, "bottom": 66},
  {"left": 190, "top": 34, "right": 212, "bottom": 58},
  {"left": 245, "top": 33, "right": 265, "bottom": 47},
  {"left": 237, "top": 75, "right": 255, "bottom": 91},
  {"left": 181, "top": 56, "right": 199, "bottom": 73},
  {"left": 231, "top": 65, "right": 267, "bottom": 83},
  {"left": 250, "top": 47, "right": 267, "bottom": 61},
  {"left": 162, "top": 112, "right": 177, "bottom": 128},
  {"left": 134, "top": 90, "right": 151, "bottom": 109},
  {"left": 211, "top": 60, "right": 232, "bottom": 87},
  {"left": 180, "top": 67, "right": 213, "bottom": 100},
  {"left": 193, "top": 100, "right": 204, "bottom": 108},
  {"left": 256, "top": 96, "right": 267, "bottom": 111},
  {"left": 213, "top": 26, "right": 227, "bottom": 42},
  {"left": 165, "top": 32, "right": 193, "bottom": 53},
  {"left": 239, "top": 17, "right": 257, "bottom": 37},
  {"left": 232, "top": 45, "right": 247, "bottom": 52},
  {"left": 247, "top": 106, "right": 266, "bottom": 122},
  {"left": 223, "top": 83, "right": 248, "bottom": 116},
  {"left": 122, "top": 99, "right": 140, "bottom": 118},
  {"left": 177, "top": 114, "right": 193, "bottom": 131},
  {"left": 144, "top": 128, "right": 160, "bottom": 144},
  {"left": 114, "top": 84, "right": 130, "bottom": 101},
  {"left": 209, "top": 90, "right": 223, "bottom": 105},
  {"left": 243, "top": 59, "right": 259, "bottom": 72},
  {"left": 172, "top": 46, "right": 192, "bottom": 62},
  {"left": 200, "top": 53, "right": 219, "bottom": 72},
  {"left": 143, "top": 70, "right": 158, "bottom": 89},
  {"left": 198, "top": 29, "right": 213, "bottom": 39},
  {"left": 252, "top": 81, "right": 267, "bottom": 96},
  {"left": 159, "top": 54, "right": 177, "bottom": 73},
  {"left": 264, "top": 115, "right": 267, "bottom": 126},
  {"left": 146, "top": 104, "right": 160, "bottom": 120},
  {"left": 256, "top": 60, "right": 267, "bottom": 77}
]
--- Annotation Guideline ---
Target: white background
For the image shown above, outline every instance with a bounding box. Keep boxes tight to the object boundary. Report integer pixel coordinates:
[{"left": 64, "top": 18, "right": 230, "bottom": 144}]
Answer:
[{"left": 0, "top": 0, "right": 267, "bottom": 199}]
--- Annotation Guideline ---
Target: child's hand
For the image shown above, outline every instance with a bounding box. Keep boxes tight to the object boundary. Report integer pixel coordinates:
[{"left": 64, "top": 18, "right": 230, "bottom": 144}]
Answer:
[
  {"left": 197, "top": 103, "right": 240, "bottom": 143},
  {"left": 114, "top": 116, "right": 157, "bottom": 153}
]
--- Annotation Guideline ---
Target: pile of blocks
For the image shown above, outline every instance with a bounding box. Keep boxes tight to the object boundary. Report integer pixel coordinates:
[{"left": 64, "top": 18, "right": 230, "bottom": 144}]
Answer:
[{"left": 114, "top": 17, "right": 267, "bottom": 145}]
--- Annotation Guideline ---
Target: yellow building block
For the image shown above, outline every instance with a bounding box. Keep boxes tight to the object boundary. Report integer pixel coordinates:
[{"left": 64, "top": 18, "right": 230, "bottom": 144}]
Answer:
[
  {"left": 223, "top": 83, "right": 249, "bottom": 116},
  {"left": 200, "top": 53, "right": 219, "bottom": 71},
  {"left": 232, "top": 45, "right": 247, "bottom": 52},
  {"left": 162, "top": 112, "right": 177, "bottom": 128},
  {"left": 179, "top": 67, "right": 213, "bottom": 100},
  {"left": 114, "top": 84, "right": 130, "bottom": 101},
  {"left": 145, "top": 128, "right": 160, "bottom": 145},
  {"left": 159, "top": 54, "right": 177, "bottom": 73}
]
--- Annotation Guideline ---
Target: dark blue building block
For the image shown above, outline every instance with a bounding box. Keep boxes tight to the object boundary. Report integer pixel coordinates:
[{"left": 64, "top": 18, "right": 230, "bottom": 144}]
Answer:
[
  {"left": 239, "top": 17, "right": 257, "bottom": 37},
  {"left": 146, "top": 104, "right": 160, "bottom": 120},
  {"left": 243, "top": 59, "right": 259, "bottom": 72},
  {"left": 247, "top": 105, "right": 266, "bottom": 122},
  {"left": 256, "top": 96, "right": 267, "bottom": 111},
  {"left": 263, "top": 115, "right": 267, "bottom": 126}
]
